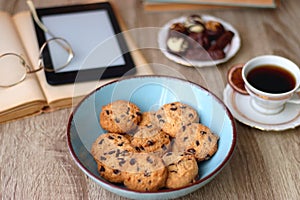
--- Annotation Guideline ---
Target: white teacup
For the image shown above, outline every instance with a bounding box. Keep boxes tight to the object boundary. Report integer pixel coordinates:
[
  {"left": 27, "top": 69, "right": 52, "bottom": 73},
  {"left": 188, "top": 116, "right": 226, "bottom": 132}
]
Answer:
[{"left": 242, "top": 55, "right": 300, "bottom": 115}]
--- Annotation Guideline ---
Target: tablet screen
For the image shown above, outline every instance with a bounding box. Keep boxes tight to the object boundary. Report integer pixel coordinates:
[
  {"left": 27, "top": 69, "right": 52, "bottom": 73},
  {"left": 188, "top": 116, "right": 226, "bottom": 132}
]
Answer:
[
  {"left": 33, "top": 2, "right": 135, "bottom": 85},
  {"left": 41, "top": 10, "right": 125, "bottom": 73}
]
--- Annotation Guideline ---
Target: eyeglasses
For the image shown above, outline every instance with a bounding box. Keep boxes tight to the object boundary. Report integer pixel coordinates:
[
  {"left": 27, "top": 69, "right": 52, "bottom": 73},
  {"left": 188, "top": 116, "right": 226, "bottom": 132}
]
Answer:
[{"left": 0, "top": 1, "right": 74, "bottom": 88}]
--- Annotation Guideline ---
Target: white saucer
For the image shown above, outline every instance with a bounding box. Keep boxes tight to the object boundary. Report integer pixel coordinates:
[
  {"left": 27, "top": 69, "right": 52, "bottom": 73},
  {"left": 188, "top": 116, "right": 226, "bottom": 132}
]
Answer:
[
  {"left": 158, "top": 15, "right": 241, "bottom": 67},
  {"left": 223, "top": 84, "right": 300, "bottom": 131}
]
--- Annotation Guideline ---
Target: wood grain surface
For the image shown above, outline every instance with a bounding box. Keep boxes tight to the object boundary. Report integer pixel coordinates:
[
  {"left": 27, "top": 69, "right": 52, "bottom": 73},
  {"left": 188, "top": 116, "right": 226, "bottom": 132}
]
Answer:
[{"left": 0, "top": 0, "right": 299, "bottom": 199}]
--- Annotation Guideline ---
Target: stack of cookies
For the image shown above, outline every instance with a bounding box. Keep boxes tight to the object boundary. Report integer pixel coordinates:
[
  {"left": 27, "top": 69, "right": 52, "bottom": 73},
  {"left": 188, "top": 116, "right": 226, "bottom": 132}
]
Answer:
[{"left": 91, "top": 100, "right": 219, "bottom": 192}]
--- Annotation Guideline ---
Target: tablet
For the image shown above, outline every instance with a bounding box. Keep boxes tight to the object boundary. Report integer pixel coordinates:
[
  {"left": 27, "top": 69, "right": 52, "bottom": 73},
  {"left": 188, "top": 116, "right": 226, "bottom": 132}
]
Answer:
[{"left": 33, "top": 2, "right": 136, "bottom": 85}]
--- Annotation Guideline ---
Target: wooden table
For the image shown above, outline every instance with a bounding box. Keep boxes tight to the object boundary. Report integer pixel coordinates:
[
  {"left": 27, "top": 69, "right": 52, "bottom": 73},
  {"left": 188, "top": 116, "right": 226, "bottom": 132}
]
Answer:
[{"left": 0, "top": 0, "right": 299, "bottom": 199}]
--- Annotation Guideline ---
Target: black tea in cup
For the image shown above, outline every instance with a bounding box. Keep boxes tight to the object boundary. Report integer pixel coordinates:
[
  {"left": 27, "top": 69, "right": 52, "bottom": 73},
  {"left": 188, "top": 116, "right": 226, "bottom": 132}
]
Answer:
[{"left": 246, "top": 65, "right": 296, "bottom": 94}]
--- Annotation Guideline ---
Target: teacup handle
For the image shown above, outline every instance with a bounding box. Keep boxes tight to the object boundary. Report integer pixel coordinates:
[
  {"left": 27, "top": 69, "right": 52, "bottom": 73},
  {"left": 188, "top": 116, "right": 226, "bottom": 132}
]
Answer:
[{"left": 287, "top": 88, "right": 300, "bottom": 104}]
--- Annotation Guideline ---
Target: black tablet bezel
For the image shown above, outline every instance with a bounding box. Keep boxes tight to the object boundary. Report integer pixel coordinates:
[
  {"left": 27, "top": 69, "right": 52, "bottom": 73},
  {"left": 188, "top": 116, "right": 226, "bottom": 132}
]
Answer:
[{"left": 33, "top": 2, "right": 136, "bottom": 85}]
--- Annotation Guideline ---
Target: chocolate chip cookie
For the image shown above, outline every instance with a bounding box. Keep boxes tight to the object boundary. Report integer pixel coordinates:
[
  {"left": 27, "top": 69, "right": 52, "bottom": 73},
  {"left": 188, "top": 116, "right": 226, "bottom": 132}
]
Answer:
[
  {"left": 162, "top": 152, "right": 199, "bottom": 189},
  {"left": 131, "top": 124, "right": 171, "bottom": 156},
  {"left": 91, "top": 133, "right": 135, "bottom": 183},
  {"left": 155, "top": 102, "right": 199, "bottom": 137},
  {"left": 99, "top": 100, "right": 142, "bottom": 134},
  {"left": 123, "top": 154, "right": 167, "bottom": 192},
  {"left": 173, "top": 123, "right": 219, "bottom": 161}
]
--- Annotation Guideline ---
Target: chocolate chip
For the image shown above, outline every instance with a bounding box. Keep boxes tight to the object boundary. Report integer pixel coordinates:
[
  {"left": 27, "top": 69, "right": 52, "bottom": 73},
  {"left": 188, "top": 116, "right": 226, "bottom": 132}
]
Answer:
[
  {"left": 131, "top": 115, "right": 135, "bottom": 119},
  {"left": 115, "top": 118, "right": 120, "bottom": 123},
  {"left": 99, "top": 166, "right": 105, "bottom": 172},
  {"left": 100, "top": 156, "right": 106, "bottom": 161},
  {"left": 196, "top": 140, "right": 200, "bottom": 146},
  {"left": 130, "top": 158, "right": 136, "bottom": 165},
  {"left": 113, "top": 169, "right": 120, "bottom": 174},
  {"left": 117, "top": 142, "right": 124, "bottom": 146},
  {"left": 126, "top": 107, "right": 130, "bottom": 114},
  {"left": 183, "top": 136, "right": 188, "bottom": 142},
  {"left": 170, "top": 170, "right": 178, "bottom": 173},
  {"left": 170, "top": 107, "right": 177, "bottom": 111},
  {"left": 135, "top": 146, "right": 141, "bottom": 152},
  {"left": 166, "top": 152, "right": 173, "bottom": 156},
  {"left": 159, "top": 119, "right": 165, "bottom": 124},
  {"left": 208, "top": 136, "right": 212, "bottom": 142},
  {"left": 156, "top": 114, "right": 162, "bottom": 119},
  {"left": 146, "top": 124, "right": 152, "bottom": 128},
  {"left": 136, "top": 112, "right": 142, "bottom": 116},
  {"left": 182, "top": 125, "right": 186, "bottom": 132},
  {"left": 200, "top": 131, "right": 207, "bottom": 135},
  {"left": 115, "top": 149, "right": 121, "bottom": 157},
  {"left": 147, "top": 140, "right": 155, "bottom": 146},
  {"left": 180, "top": 105, "right": 187, "bottom": 109},
  {"left": 121, "top": 150, "right": 129, "bottom": 156},
  {"left": 105, "top": 110, "right": 110, "bottom": 115},
  {"left": 205, "top": 154, "right": 211, "bottom": 160},
  {"left": 161, "top": 144, "right": 167, "bottom": 150},
  {"left": 144, "top": 171, "right": 151, "bottom": 177},
  {"left": 189, "top": 113, "right": 194, "bottom": 118},
  {"left": 146, "top": 156, "right": 154, "bottom": 164},
  {"left": 108, "top": 150, "right": 116, "bottom": 155},
  {"left": 138, "top": 179, "right": 141, "bottom": 183},
  {"left": 108, "top": 135, "right": 114, "bottom": 140},
  {"left": 119, "top": 160, "right": 126, "bottom": 167},
  {"left": 187, "top": 148, "right": 196, "bottom": 154},
  {"left": 117, "top": 135, "right": 122, "bottom": 139},
  {"left": 98, "top": 139, "right": 104, "bottom": 145}
]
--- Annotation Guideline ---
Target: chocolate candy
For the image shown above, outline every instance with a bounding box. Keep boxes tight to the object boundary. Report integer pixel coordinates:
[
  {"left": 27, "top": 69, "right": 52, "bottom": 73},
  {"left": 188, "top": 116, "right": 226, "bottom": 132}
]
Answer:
[
  {"left": 169, "top": 23, "right": 187, "bottom": 35},
  {"left": 209, "top": 31, "right": 234, "bottom": 51},
  {"left": 185, "top": 14, "right": 205, "bottom": 28},
  {"left": 187, "top": 24, "right": 205, "bottom": 33},
  {"left": 166, "top": 37, "right": 189, "bottom": 54},
  {"left": 205, "top": 20, "right": 225, "bottom": 40},
  {"left": 208, "top": 49, "right": 226, "bottom": 60},
  {"left": 188, "top": 32, "right": 210, "bottom": 50}
]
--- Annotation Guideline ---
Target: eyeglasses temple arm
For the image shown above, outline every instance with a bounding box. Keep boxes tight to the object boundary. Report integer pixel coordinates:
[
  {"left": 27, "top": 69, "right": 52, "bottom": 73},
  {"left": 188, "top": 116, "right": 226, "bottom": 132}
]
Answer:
[
  {"left": 26, "top": 0, "right": 56, "bottom": 38},
  {"left": 26, "top": 0, "right": 74, "bottom": 69}
]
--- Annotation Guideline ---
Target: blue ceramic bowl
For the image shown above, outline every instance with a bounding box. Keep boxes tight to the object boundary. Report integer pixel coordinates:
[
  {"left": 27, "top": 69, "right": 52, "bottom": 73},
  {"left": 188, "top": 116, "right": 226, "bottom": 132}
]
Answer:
[{"left": 67, "top": 75, "right": 236, "bottom": 200}]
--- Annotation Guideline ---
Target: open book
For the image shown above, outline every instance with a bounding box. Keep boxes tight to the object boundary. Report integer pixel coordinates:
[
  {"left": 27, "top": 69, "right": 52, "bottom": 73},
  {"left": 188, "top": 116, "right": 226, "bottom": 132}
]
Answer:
[
  {"left": 0, "top": 5, "right": 153, "bottom": 124},
  {"left": 143, "top": 0, "right": 280, "bottom": 11}
]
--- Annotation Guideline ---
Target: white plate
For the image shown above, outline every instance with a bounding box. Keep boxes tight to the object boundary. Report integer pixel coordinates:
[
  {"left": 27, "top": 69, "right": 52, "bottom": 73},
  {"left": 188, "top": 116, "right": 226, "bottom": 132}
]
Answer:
[
  {"left": 158, "top": 15, "right": 241, "bottom": 67},
  {"left": 223, "top": 84, "right": 300, "bottom": 131}
]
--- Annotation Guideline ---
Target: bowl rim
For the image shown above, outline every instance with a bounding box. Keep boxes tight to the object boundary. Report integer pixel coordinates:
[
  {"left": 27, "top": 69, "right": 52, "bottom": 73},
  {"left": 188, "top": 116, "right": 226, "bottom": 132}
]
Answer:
[{"left": 66, "top": 75, "right": 237, "bottom": 194}]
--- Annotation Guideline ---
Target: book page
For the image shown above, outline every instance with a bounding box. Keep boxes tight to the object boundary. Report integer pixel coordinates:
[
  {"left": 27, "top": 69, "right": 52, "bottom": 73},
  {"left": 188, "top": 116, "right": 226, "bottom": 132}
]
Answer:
[
  {"left": 13, "top": 10, "right": 153, "bottom": 108},
  {"left": 0, "top": 11, "right": 46, "bottom": 118},
  {"left": 144, "top": 0, "right": 277, "bottom": 8}
]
